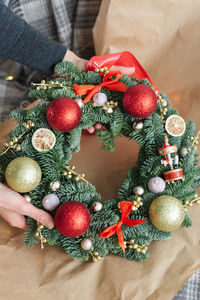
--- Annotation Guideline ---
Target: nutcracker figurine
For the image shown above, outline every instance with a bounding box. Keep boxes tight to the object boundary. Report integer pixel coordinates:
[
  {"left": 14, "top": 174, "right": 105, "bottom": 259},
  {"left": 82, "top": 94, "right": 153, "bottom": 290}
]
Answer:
[{"left": 158, "top": 136, "right": 184, "bottom": 184}]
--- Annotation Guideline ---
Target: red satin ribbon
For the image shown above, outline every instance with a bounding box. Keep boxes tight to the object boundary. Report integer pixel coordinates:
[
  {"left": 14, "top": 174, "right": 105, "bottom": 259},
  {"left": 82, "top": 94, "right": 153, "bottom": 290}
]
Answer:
[
  {"left": 73, "top": 70, "right": 127, "bottom": 103},
  {"left": 87, "top": 51, "right": 158, "bottom": 92},
  {"left": 99, "top": 201, "right": 146, "bottom": 253}
]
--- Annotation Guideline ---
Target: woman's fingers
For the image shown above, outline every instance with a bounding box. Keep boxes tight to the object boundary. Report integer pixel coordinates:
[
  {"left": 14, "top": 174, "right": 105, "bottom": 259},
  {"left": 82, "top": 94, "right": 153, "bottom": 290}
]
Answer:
[
  {"left": 110, "top": 65, "right": 135, "bottom": 76},
  {"left": 63, "top": 50, "right": 88, "bottom": 71},
  {"left": 77, "top": 58, "right": 88, "bottom": 72},
  {"left": 21, "top": 202, "right": 54, "bottom": 229},
  {"left": 94, "top": 123, "right": 103, "bottom": 130},
  {"left": 87, "top": 123, "right": 104, "bottom": 134},
  {"left": 87, "top": 126, "right": 95, "bottom": 134},
  {"left": 0, "top": 207, "right": 27, "bottom": 229},
  {"left": 0, "top": 183, "right": 54, "bottom": 229}
]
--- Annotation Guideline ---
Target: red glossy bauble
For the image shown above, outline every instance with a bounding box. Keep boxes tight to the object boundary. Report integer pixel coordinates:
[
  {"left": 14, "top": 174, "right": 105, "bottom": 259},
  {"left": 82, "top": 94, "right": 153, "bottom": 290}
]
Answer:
[
  {"left": 46, "top": 97, "right": 81, "bottom": 132},
  {"left": 123, "top": 84, "right": 157, "bottom": 118},
  {"left": 54, "top": 201, "right": 91, "bottom": 237}
]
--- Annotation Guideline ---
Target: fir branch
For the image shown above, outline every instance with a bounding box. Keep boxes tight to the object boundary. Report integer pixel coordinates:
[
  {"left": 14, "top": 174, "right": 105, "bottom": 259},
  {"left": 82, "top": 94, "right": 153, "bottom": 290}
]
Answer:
[
  {"left": 110, "top": 109, "right": 124, "bottom": 136},
  {"left": 182, "top": 213, "right": 192, "bottom": 227},
  {"left": 24, "top": 218, "right": 38, "bottom": 247},
  {"left": 96, "top": 129, "right": 116, "bottom": 152},
  {"left": 54, "top": 61, "right": 82, "bottom": 76}
]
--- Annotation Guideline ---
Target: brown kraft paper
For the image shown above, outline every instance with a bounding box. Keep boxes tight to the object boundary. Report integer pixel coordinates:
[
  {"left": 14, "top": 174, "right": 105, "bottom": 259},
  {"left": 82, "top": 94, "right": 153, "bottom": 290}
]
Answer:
[
  {"left": 0, "top": 97, "right": 200, "bottom": 300},
  {"left": 1, "top": 1, "right": 200, "bottom": 295}
]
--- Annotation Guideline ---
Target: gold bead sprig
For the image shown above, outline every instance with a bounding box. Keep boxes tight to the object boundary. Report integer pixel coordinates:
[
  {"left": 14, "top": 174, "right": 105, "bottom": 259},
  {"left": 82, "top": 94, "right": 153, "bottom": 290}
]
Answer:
[
  {"left": 31, "top": 80, "right": 73, "bottom": 91},
  {"left": 63, "top": 165, "right": 89, "bottom": 183},
  {"left": 35, "top": 222, "right": 47, "bottom": 249},
  {"left": 156, "top": 93, "right": 168, "bottom": 124},
  {"left": 118, "top": 197, "right": 143, "bottom": 212},
  {"left": 191, "top": 131, "right": 200, "bottom": 147},
  {"left": 0, "top": 120, "right": 35, "bottom": 156},
  {"left": 102, "top": 100, "right": 118, "bottom": 114},
  {"left": 91, "top": 251, "right": 102, "bottom": 262},
  {"left": 22, "top": 120, "right": 35, "bottom": 129},
  {"left": 125, "top": 239, "right": 148, "bottom": 254},
  {"left": 93, "top": 62, "right": 109, "bottom": 76},
  {"left": 92, "top": 100, "right": 118, "bottom": 114},
  {"left": 132, "top": 196, "right": 143, "bottom": 211},
  {"left": 183, "top": 195, "right": 200, "bottom": 211}
]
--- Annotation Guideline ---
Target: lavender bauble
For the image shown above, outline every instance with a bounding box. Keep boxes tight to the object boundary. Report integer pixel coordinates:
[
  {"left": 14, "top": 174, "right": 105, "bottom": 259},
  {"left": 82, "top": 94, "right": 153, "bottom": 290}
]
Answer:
[
  {"left": 93, "top": 92, "right": 107, "bottom": 106},
  {"left": 42, "top": 194, "right": 60, "bottom": 211},
  {"left": 148, "top": 177, "right": 166, "bottom": 193}
]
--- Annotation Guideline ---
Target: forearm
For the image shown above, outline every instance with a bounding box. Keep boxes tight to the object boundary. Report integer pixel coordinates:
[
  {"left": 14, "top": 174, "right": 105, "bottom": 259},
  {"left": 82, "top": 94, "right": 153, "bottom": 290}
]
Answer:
[{"left": 0, "top": 2, "right": 66, "bottom": 75}]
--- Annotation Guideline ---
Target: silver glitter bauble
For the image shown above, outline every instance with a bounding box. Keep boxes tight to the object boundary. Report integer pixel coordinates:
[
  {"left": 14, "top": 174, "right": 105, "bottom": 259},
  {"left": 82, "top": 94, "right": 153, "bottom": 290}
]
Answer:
[
  {"left": 93, "top": 202, "right": 103, "bottom": 211},
  {"left": 50, "top": 181, "right": 61, "bottom": 191},
  {"left": 81, "top": 238, "right": 93, "bottom": 250},
  {"left": 24, "top": 194, "right": 32, "bottom": 203},
  {"left": 180, "top": 147, "right": 188, "bottom": 157},
  {"left": 133, "top": 121, "right": 144, "bottom": 130},
  {"left": 133, "top": 186, "right": 145, "bottom": 196}
]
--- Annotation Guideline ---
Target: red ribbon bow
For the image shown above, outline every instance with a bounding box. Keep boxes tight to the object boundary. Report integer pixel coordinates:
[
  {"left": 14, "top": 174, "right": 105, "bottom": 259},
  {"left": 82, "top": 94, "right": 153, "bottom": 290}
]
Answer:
[
  {"left": 99, "top": 201, "right": 147, "bottom": 253},
  {"left": 73, "top": 70, "right": 127, "bottom": 103},
  {"left": 87, "top": 51, "right": 158, "bottom": 92}
]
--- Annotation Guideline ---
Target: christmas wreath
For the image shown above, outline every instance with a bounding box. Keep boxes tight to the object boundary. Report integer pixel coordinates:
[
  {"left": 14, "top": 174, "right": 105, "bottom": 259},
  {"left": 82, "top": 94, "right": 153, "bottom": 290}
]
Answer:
[{"left": 0, "top": 52, "right": 200, "bottom": 262}]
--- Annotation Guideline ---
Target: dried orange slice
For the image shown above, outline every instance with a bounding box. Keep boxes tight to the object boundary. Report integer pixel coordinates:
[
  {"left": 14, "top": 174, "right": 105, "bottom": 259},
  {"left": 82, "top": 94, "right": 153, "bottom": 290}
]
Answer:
[
  {"left": 165, "top": 115, "right": 186, "bottom": 137},
  {"left": 32, "top": 128, "right": 56, "bottom": 152}
]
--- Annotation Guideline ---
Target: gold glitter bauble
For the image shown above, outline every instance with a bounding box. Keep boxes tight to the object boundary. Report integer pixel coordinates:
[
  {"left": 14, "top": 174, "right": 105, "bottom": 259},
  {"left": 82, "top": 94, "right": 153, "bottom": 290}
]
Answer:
[
  {"left": 149, "top": 195, "right": 185, "bottom": 232},
  {"left": 5, "top": 157, "right": 42, "bottom": 193}
]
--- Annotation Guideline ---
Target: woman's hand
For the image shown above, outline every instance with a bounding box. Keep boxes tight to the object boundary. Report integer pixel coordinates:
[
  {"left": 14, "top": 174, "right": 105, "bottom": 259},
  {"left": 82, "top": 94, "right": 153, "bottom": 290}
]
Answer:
[{"left": 0, "top": 183, "right": 54, "bottom": 230}]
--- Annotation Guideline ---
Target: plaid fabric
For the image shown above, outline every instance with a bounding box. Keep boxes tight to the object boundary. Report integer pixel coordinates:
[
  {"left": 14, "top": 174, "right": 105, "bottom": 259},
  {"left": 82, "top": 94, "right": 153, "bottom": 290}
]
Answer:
[
  {"left": 173, "top": 271, "right": 200, "bottom": 300},
  {"left": 0, "top": 0, "right": 100, "bottom": 122},
  {"left": 0, "top": 1, "right": 199, "bottom": 299}
]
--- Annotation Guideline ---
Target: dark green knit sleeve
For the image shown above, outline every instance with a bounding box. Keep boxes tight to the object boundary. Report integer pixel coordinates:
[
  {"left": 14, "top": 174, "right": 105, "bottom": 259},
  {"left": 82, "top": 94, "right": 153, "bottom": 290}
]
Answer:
[{"left": 0, "top": 2, "right": 67, "bottom": 75}]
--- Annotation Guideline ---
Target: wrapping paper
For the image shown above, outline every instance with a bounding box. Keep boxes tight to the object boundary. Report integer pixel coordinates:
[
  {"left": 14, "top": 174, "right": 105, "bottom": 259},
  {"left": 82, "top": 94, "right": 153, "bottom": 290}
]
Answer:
[
  {"left": 0, "top": 101, "right": 200, "bottom": 300},
  {"left": 0, "top": 1, "right": 200, "bottom": 298},
  {"left": 93, "top": 0, "right": 200, "bottom": 118}
]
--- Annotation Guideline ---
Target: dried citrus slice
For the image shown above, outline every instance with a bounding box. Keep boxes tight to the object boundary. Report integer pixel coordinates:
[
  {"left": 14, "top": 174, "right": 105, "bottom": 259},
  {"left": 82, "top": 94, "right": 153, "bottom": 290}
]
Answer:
[
  {"left": 165, "top": 115, "right": 186, "bottom": 137},
  {"left": 32, "top": 128, "right": 56, "bottom": 152}
]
